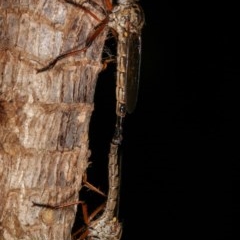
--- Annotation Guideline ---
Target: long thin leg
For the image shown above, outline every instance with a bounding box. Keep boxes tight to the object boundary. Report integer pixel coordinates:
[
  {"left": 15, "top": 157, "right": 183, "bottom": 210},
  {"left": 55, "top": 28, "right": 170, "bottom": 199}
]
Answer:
[
  {"left": 32, "top": 200, "right": 85, "bottom": 209},
  {"left": 36, "top": 16, "right": 108, "bottom": 73},
  {"left": 82, "top": 173, "right": 106, "bottom": 197},
  {"left": 65, "top": 0, "right": 102, "bottom": 22},
  {"left": 72, "top": 202, "right": 106, "bottom": 240},
  {"left": 32, "top": 172, "right": 106, "bottom": 210},
  {"left": 103, "top": 0, "right": 113, "bottom": 12}
]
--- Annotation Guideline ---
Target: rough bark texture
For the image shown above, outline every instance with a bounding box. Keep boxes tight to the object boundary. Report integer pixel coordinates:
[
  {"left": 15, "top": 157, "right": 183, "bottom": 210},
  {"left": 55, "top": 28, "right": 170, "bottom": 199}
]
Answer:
[{"left": 0, "top": 0, "right": 106, "bottom": 239}]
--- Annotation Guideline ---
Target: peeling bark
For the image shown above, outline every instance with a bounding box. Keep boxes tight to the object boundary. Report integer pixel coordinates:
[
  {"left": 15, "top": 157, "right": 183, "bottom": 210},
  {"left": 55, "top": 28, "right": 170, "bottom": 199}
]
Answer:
[{"left": 0, "top": 0, "right": 106, "bottom": 239}]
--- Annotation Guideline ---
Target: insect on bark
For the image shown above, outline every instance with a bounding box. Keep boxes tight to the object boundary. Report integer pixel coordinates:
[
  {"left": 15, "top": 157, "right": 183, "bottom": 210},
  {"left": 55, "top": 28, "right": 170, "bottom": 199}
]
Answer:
[{"left": 35, "top": 0, "right": 145, "bottom": 239}]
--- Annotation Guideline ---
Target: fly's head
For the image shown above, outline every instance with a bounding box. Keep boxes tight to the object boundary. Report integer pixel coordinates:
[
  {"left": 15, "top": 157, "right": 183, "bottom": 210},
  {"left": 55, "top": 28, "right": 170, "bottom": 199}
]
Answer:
[
  {"left": 128, "top": 3, "right": 145, "bottom": 34},
  {"left": 109, "top": 3, "right": 145, "bottom": 36}
]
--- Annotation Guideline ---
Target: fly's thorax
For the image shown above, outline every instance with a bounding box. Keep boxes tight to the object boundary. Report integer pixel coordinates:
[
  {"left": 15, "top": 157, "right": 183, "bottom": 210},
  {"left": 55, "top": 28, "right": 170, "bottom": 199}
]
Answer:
[{"left": 108, "top": 3, "right": 145, "bottom": 36}]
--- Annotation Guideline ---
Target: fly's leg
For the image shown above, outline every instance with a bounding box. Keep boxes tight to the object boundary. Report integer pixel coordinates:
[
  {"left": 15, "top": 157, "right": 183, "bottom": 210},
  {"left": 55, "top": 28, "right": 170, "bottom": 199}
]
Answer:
[
  {"left": 101, "top": 53, "right": 116, "bottom": 70},
  {"left": 36, "top": 17, "right": 108, "bottom": 73},
  {"left": 32, "top": 171, "right": 106, "bottom": 209},
  {"left": 65, "top": 0, "right": 103, "bottom": 22},
  {"left": 32, "top": 200, "right": 85, "bottom": 210},
  {"left": 82, "top": 173, "right": 106, "bottom": 197},
  {"left": 32, "top": 171, "right": 106, "bottom": 239},
  {"left": 71, "top": 202, "right": 106, "bottom": 240},
  {"left": 36, "top": 0, "right": 110, "bottom": 73}
]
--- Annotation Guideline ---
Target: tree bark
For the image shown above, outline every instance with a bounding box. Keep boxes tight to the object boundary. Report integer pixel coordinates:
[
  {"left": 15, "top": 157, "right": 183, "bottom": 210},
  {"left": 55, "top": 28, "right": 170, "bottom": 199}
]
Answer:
[{"left": 0, "top": 0, "right": 107, "bottom": 239}]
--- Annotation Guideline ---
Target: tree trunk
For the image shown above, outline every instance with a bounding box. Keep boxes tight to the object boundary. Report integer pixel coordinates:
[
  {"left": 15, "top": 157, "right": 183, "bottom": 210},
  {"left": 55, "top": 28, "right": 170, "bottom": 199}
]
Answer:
[{"left": 0, "top": 0, "right": 107, "bottom": 239}]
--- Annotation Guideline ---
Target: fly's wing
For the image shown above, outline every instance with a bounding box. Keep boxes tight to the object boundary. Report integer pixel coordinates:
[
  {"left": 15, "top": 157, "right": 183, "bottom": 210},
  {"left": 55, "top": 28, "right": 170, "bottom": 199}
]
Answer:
[{"left": 125, "top": 33, "right": 142, "bottom": 114}]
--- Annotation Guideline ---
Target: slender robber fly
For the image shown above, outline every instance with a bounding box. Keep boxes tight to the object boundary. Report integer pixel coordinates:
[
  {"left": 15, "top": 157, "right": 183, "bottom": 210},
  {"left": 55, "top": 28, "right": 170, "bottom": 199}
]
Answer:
[{"left": 34, "top": 0, "right": 145, "bottom": 239}]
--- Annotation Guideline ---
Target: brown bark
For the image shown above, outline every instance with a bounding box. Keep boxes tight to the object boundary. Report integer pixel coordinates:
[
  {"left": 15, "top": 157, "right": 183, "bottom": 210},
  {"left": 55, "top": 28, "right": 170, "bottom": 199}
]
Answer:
[{"left": 0, "top": 0, "right": 107, "bottom": 239}]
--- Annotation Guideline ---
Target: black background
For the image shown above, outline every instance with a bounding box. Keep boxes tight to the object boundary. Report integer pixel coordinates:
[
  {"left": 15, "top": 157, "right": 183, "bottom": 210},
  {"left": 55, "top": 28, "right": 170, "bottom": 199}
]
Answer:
[{"left": 75, "top": 1, "right": 235, "bottom": 239}]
